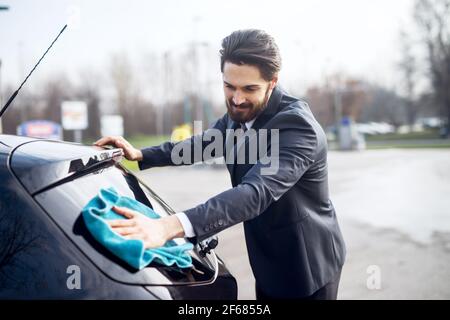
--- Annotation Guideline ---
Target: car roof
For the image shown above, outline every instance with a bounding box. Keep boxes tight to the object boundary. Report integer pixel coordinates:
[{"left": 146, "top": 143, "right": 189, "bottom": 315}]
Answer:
[
  {"left": 2, "top": 134, "right": 123, "bottom": 195},
  {"left": 0, "top": 134, "right": 39, "bottom": 148}
]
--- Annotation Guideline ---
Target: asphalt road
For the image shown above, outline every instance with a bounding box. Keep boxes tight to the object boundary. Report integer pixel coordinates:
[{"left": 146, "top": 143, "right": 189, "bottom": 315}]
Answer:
[{"left": 137, "top": 148, "right": 450, "bottom": 299}]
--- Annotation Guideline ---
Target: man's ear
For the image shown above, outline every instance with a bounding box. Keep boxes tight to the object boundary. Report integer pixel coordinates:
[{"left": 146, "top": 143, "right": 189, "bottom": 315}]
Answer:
[{"left": 270, "top": 75, "right": 279, "bottom": 90}]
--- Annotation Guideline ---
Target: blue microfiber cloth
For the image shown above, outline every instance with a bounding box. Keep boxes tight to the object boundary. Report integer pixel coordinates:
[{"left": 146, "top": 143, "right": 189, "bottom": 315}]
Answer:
[{"left": 81, "top": 186, "right": 193, "bottom": 270}]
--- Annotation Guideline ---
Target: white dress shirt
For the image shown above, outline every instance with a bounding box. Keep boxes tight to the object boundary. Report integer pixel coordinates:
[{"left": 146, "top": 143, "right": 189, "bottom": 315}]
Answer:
[{"left": 175, "top": 118, "right": 256, "bottom": 238}]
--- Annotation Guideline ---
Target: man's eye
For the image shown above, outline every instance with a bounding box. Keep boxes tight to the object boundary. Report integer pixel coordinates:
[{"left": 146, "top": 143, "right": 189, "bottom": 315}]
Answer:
[{"left": 245, "top": 88, "right": 256, "bottom": 92}]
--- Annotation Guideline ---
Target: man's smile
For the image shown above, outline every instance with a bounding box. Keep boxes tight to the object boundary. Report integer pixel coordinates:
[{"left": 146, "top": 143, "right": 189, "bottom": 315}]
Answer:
[{"left": 232, "top": 104, "right": 250, "bottom": 111}]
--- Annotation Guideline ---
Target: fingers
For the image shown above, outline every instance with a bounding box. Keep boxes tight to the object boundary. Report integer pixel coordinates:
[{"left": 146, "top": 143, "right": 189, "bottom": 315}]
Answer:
[
  {"left": 94, "top": 136, "right": 114, "bottom": 146},
  {"left": 112, "top": 206, "right": 137, "bottom": 218},
  {"left": 94, "top": 136, "right": 125, "bottom": 147},
  {"left": 108, "top": 218, "right": 136, "bottom": 227},
  {"left": 93, "top": 136, "right": 139, "bottom": 161},
  {"left": 123, "top": 234, "right": 146, "bottom": 241},
  {"left": 112, "top": 226, "right": 140, "bottom": 236}
]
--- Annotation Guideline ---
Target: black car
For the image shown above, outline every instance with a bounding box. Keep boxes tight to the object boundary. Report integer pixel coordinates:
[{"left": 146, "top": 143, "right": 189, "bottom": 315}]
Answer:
[{"left": 0, "top": 134, "right": 237, "bottom": 299}]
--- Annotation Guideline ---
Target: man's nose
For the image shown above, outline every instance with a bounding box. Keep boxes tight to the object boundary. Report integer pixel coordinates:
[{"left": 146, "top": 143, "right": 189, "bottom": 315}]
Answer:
[{"left": 232, "top": 91, "right": 246, "bottom": 106}]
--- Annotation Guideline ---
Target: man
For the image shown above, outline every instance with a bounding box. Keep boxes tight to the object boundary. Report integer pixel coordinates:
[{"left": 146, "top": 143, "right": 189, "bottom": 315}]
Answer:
[{"left": 95, "top": 29, "right": 346, "bottom": 300}]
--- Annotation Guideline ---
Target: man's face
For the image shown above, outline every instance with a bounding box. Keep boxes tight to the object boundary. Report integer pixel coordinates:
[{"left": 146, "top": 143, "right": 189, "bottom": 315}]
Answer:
[{"left": 223, "top": 62, "right": 277, "bottom": 123}]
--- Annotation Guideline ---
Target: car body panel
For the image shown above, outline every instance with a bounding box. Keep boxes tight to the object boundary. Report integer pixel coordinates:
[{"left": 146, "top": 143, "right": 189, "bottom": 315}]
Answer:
[{"left": 0, "top": 134, "right": 237, "bottom": 299}]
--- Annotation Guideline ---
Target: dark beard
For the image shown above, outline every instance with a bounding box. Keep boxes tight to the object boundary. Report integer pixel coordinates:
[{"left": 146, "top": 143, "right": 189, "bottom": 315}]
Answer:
[{"left": 226, "top": 86, "right": 271, "bottom": 123}]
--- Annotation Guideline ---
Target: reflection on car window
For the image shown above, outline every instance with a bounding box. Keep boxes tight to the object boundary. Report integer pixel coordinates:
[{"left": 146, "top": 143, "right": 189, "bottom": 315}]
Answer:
[
  {"left": 61, "top": 164, "right": 171, "bottom": 219},
  {"left": 115, "top": 165, "right": 171, "bottom": 217},
  {"left": 118, "top": 166, "right": 154, "bottom": 210},
  {"left": 33, "top": 164, "right": 209, "bottom": 285}
]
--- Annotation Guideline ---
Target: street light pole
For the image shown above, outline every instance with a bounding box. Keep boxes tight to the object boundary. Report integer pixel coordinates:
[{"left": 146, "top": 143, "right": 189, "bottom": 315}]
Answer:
[{"left": 333, "top": 87, "right": 342, "bottom": 130}]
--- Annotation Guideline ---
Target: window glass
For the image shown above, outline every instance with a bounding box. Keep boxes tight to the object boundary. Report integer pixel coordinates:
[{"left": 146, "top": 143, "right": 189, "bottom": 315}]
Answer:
[{"left": 33, "top": 164, "right": 214, "bottom": 285}]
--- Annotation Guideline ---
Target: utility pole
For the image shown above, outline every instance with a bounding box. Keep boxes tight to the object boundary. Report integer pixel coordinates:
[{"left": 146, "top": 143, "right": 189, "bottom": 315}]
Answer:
[
  {"left": 160, "top": 51, "right": 170, "bottom": 136},
  {"left": 192, "top": 16, "right": 202, "bottom": 131},
  {"left": 0, "top": 5, "right": 10, "bottom": 133}
]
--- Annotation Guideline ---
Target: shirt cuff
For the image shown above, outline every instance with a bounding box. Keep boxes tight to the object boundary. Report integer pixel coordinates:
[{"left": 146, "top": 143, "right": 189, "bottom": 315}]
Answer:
[{"left": 175, "top": 212, "right": 196, "bottom": 238}]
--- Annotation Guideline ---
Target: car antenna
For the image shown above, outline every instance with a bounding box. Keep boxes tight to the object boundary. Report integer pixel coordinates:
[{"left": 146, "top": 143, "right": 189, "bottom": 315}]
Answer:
[{"left": 0, "top": 24, "right": 67, "bottom": 118}]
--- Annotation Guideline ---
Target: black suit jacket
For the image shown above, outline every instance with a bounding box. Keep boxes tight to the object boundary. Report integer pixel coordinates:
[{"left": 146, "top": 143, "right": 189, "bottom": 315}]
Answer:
[{"left": 139, "top": 87, "right": 346, "bottom": 298}]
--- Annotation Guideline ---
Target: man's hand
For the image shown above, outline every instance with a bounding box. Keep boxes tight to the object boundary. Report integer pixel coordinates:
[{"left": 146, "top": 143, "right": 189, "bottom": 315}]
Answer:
[
  {"left": 108, "top": 206, "right": 185, "bottom": 249},
  {"left": 94, "top": 136, "right": 143, "bottom": 161}
]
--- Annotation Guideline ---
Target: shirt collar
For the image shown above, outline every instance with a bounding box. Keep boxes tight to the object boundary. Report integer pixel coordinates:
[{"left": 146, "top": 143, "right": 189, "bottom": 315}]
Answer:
[{"left": 245, "top": 118, "right": 256, "bottom": 130}]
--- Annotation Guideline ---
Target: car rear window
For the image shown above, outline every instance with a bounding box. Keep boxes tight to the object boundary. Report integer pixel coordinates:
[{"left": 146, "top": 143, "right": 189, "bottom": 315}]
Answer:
[{"left": 33, "top": 163, "right": 216, "bottom": 286}]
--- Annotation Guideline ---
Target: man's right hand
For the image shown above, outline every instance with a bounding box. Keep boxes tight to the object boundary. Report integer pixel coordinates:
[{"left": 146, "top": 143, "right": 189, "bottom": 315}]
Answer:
[{"left": 94, "top": 136, "right": 143, "bottom": 161}]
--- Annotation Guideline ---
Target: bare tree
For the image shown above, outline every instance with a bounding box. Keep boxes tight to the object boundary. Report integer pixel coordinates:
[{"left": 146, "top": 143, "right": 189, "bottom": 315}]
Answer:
[
  {"left": 305, "top": 74, "right": 369, "bottom": 128},
  {"left": 110, "top": 52, "right": 135, "bottom": 137},
  {"left": 305, "top": 86, "right": 334, "bottom": 128},
  {"left": 414, "top": 0, "right": 450, "bottom": 136},
  {"left": 360, "top": 85, "right": 407, "bottom": 128},
  {"left": 1, "top": 85, "right": 21, "bottom": 134},
  {"left": 76, "top": 69, "right": 102, "bottom": 139},
  {"left": 340, "top": 79, "right": 369, "bottom": 121},
  {"left": 41, "top": 74, "right": 74, "bottom": 139}
]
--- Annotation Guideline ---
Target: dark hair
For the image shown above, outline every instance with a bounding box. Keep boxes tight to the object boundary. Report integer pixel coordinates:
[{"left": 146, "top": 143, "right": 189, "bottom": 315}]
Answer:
[{"left": 220, "top": 29, "right": 281, "bottom": 81}]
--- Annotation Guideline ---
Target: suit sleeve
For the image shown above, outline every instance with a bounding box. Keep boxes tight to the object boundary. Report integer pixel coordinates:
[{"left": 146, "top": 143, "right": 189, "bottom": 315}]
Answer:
[
  {"left": 138, "top": 114, "right": 228, "bottom": 170},
  {"left": 184, "top": 115, "right": 319, "bottom": 242}
]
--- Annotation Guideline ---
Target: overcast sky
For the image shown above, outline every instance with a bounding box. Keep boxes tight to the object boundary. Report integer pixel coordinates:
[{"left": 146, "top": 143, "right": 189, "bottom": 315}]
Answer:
[{"left": 0, "top": 0, "right": 416, "bottom": 103}]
